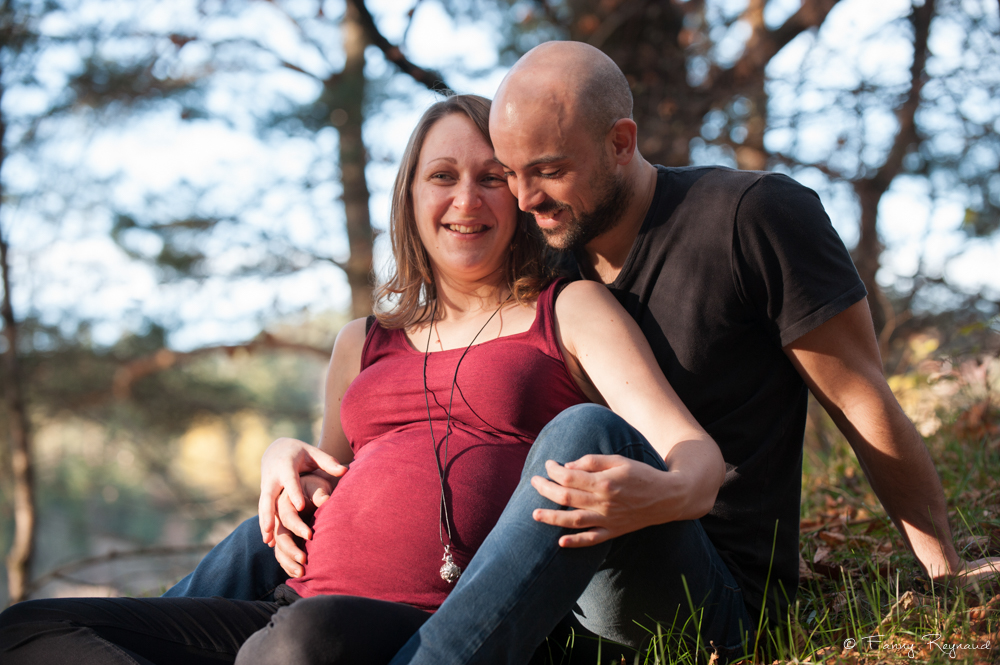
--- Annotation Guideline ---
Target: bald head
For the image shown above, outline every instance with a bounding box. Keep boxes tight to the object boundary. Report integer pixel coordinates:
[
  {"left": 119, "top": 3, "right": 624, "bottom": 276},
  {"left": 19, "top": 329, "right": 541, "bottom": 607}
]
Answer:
[
  {"left": 489, "top": 42, "right": 650, "bottom": 254},
  {"left": 493, "top": 41, "right": 632, "bottom": 141}
]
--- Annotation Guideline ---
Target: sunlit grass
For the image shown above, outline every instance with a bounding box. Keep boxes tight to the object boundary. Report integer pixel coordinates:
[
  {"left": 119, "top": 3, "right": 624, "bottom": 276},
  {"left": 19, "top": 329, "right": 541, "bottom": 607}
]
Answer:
[{"left": 562, "top": 395, "right": 1000, "bottom": 665}]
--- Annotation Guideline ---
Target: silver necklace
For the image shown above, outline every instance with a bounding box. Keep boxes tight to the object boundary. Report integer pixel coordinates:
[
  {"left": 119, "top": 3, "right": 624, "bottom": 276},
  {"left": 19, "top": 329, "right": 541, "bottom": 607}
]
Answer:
[{"left": 422, "top": 293, "right": 512, "bottom": 583}]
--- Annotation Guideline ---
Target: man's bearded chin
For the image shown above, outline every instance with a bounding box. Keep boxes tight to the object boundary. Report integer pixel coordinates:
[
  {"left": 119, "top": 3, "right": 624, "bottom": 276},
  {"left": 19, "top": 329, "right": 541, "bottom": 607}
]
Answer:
[{"left": 534, "top": 172, "right": 633, "bottom": 251}]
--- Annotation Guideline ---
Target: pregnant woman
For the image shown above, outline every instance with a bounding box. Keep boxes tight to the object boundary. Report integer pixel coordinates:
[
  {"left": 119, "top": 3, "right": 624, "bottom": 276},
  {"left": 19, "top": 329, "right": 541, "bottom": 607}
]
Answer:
[{"left": 0, "top": 94, "right": 725, "bottom": 665}]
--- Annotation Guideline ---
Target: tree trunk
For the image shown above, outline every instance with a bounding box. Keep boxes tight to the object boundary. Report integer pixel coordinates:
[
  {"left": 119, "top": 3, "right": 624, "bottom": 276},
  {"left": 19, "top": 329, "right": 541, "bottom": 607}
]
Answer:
[
  {"left": 853, "top": 180, "right": 886, "bottom": 333},
  {"left": 1, "top": 109, "right": 37, "bottom": 603},
  {"left": 850, "top": 0, "right": 935, "bottom": 338},
  {"left": 570, "top": 0, "right": 843, "bottom": 169},
  {"left": 733, "top": 0, "right": 769, "bottom": 171},
  {"left": 338, "top": 2, "right": 374, "bottom": 319}
]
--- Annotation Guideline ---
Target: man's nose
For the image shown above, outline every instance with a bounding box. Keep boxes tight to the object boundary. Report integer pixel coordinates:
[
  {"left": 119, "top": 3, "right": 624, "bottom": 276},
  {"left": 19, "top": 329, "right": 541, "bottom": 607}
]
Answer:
[{"left": 515, "top": 179, "right": 545, "bottom": 212}]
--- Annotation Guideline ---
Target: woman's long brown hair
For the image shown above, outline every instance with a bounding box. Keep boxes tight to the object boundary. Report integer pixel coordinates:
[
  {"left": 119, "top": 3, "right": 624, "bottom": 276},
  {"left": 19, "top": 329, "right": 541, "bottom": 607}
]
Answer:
[{"left": 373, "top": 94, "right": 550, "bottom": 329}]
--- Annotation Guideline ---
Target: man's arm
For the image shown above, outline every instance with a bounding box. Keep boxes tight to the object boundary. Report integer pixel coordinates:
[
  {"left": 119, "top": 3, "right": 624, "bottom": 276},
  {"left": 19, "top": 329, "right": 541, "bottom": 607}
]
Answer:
[{"left": 785, "top": 299, "right": 997, "bottom": 582}]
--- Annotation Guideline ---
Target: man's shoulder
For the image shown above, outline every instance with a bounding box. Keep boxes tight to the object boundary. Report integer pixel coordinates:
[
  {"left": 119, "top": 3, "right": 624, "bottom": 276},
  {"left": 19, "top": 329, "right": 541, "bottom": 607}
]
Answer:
[{"left": 655, "top": 164, "right": 805, "bottom": 195}]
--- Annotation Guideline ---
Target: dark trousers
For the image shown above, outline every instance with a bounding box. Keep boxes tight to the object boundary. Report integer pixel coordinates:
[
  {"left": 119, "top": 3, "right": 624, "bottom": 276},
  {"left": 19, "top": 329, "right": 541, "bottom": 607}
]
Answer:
[
  {"left": 0, "top": 587, "right": 432, "bottom": 665},
  {"left": 0, "top": 590, "right": 613, "bottom": 665}
]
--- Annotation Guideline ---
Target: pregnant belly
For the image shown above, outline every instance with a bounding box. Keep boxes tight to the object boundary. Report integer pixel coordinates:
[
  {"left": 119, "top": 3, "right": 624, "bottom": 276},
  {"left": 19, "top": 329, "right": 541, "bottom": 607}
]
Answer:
[{"left": 288, "top": 431, "right": 530, "bottom": 611}]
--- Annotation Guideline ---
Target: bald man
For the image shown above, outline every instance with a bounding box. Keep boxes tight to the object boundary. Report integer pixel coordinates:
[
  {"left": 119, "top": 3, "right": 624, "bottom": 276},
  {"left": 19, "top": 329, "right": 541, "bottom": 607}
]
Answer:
[{"left": 383, "top": 41, "right": 999, "bottom": 663}]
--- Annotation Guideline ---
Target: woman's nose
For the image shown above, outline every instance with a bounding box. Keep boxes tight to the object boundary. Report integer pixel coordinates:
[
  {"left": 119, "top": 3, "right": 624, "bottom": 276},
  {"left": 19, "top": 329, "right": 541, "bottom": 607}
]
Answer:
[{"left": 452, "top": 179, "right": 482, "bottom": 211}]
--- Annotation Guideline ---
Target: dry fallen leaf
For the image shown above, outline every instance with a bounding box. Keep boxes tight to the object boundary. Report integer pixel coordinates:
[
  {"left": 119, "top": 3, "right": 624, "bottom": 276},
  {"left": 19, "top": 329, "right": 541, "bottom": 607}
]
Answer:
[
  {"left": 819, "top": 530, "right": 847, "bottom": 546},
  {"left": 957, "top": 534, "right": 990, "bottom": 553},
  {"left": 881, "top": 589, "right": 934, "bottom": 625},
  {"left": 799, "top": 553, "right": 822, "bottom": 581}
]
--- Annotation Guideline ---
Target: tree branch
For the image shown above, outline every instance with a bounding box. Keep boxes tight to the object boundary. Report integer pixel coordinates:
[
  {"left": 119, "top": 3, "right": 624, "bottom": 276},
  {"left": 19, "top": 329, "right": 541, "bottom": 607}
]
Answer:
[
  {"left": 770, "top": 151, "right": 851, "bottom": 181},
  {"left": 25, "top": 544, "right": 214, "bottom": 597},
  {"left": 112, "top": 334, "right": 332, "bottom": 400},
  {"left": 345, "top": 0, "right": 452, "bottom": 93},
  {"left": 587, "top": 0, "right": 652, "bottom": 50},
  {"left": 868, "top": 0, "right": 934, "bottom": 193},
  {"left": 709, "top": 0, "right": 843, "bottom": 94}
]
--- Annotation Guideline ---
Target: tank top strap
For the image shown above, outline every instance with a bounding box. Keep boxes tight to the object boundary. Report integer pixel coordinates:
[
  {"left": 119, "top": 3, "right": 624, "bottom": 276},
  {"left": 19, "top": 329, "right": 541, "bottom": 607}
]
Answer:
[
  {"left": 526, "top": 278, "right": 571, "bottom": 362},
  {"left": 359, "top": 317, "right": 410, "bottom": 371},
  {"left": 360, "top": 278, "right": 571, "bottom": 369}
]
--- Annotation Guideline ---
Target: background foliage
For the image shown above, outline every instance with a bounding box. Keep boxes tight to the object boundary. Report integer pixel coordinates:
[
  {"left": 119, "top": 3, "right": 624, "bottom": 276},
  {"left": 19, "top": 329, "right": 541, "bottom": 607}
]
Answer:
[{"left": 1, "top": 0, "right": 998, "bottom": 657}]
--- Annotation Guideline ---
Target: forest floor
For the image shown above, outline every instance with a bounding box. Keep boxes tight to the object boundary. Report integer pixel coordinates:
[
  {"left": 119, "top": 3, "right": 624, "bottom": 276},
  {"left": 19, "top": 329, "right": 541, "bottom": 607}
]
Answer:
[{"left": 633, "top": 392, "right": 1000, "bottom": 665}]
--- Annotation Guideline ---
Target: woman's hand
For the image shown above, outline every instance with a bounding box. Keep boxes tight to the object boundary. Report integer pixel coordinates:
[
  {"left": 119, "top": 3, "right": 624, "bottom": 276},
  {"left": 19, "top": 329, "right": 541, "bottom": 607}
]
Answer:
[
  {"left": 268, "top": 475, "right": 336, "bottom": 577},
  {"left": 258, "top": 437, "right": 347, "bottom": 545}
]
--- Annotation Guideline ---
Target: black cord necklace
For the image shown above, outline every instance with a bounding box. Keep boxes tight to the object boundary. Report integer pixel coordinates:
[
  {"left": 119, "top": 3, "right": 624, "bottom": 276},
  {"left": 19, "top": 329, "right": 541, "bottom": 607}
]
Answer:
[{"left": 422, "top": 292, "right": 512, "bottom": 583}]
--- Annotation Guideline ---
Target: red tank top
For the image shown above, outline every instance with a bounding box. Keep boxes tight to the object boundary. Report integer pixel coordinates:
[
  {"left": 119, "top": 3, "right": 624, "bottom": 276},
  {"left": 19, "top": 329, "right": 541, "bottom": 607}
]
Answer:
[{"left": 287, "top": 280, "right": 589, "bottom": 611}]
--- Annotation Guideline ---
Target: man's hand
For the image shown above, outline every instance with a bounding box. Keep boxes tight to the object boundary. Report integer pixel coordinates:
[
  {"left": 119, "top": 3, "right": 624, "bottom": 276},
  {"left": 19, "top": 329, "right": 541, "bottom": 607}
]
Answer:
[
  {"left": 949, "top": 557, "right": 1000, "bottom": 592},
  {"left": 530, "top": 454, "right": 700, "bottom": 548},
  {"left": 269, "top": 476, "right": 335, "bottom": 577},
  {"left": 258, "top": 437, "right": 347, "bottom": 545}
]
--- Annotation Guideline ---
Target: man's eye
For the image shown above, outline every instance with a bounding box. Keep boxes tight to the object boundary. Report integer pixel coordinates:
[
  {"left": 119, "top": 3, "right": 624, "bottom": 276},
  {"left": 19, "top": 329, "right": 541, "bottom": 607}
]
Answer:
[
  {"left": 503, "top": 171, "right": 515, "bottom": 179},
  {"left": 539, "top": 169, "right": 560, "bottom": 178}
]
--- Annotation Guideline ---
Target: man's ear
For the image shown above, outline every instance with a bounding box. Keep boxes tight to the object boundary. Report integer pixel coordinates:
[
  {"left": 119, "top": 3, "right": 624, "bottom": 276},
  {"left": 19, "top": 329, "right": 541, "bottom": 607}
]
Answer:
[{"left": 608, "top": 118, "right": 638, "bottom": 165}]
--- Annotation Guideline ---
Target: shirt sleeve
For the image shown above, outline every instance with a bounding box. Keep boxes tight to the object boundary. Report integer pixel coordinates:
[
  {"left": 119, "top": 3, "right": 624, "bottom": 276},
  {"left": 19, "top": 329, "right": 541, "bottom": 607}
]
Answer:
[{"left": 732, "top": 173, "right": 867, "bottom": 347}]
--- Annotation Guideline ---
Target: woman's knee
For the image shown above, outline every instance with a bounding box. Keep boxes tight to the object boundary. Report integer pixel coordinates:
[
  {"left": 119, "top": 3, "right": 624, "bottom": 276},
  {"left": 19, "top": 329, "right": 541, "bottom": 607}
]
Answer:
[
  {"left": 0, "top": 600, "right": 73, "bottom": 663},
  {"left": 0, "top": 599, "right": 62, "bottom": 630},
  {"left": 237, "top": 595, "right": 385, "bottom": 665},
  {"left": 531, "top": 404, "right": 644, "bottom": 463}
]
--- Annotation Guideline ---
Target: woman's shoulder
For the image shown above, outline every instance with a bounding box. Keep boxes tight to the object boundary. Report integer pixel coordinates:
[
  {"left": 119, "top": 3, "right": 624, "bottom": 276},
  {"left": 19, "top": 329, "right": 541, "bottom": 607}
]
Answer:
[
  {"left": 554, "top": 279, "right": 620, "bottom": 315},
  {"left": 338, "top": 317, "right": 370, "bottom": 342},
  {"left": 332, "top": 317, "right": 370, "bottom": 362}
]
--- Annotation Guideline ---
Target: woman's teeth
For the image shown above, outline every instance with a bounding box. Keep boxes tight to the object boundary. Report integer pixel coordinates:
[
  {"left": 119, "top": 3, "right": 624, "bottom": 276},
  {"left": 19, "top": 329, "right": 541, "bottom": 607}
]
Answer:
[{"left": 446, "top": 224, "right": 486, "bottom": 234}]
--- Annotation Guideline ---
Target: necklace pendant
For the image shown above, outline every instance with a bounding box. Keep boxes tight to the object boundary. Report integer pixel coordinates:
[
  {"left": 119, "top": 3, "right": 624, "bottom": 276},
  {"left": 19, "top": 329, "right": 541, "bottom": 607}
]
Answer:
[{"left": 440, "top": 549, "right": 462, "bottom": 583}]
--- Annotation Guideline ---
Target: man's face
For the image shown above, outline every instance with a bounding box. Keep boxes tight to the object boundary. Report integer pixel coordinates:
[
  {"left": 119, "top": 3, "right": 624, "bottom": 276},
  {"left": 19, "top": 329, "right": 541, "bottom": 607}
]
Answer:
[{"left": 490, "top": 108, "right": 631, "bottom": 251}]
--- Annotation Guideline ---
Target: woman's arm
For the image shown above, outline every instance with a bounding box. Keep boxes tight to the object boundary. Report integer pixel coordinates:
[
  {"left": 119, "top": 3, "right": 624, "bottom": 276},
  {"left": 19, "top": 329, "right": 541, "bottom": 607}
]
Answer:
[
  {"left": 532, "top": 280, "right": 726, "bottom": 547},
  {"left": 257, "top": 317, "right": 367, "bottom": 566}
]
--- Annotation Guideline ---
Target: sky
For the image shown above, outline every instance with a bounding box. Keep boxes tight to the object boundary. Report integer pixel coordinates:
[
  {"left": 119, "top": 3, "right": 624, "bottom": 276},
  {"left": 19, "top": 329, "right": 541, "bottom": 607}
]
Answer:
[{"left": 2, "top": 0, "right": 999, "bottom": 352}]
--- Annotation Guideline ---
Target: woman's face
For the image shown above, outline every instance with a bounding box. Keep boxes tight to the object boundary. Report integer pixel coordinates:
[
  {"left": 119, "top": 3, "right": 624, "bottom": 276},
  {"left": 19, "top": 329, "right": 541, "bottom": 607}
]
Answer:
[{"left": 411, "top": 113, "right": 518, "bottom": 286}]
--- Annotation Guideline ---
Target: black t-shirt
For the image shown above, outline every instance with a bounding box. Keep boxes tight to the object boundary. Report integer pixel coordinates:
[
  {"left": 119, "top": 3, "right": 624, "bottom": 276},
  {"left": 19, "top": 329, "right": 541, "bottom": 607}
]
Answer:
[{"left": 581, "top": 165, "right": 866, "bottom": 622}]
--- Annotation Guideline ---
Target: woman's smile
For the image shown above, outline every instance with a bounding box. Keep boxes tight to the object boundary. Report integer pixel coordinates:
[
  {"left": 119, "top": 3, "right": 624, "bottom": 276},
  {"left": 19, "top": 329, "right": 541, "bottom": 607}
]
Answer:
[{"left": 444, "top": 223, "right": 488, "bottom": 235}]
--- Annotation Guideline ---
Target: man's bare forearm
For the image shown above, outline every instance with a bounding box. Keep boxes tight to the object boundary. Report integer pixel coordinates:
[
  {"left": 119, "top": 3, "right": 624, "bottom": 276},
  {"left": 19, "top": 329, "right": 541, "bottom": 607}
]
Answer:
[{"left": 822, "top": 385, "right": 960, "bottom": 578}]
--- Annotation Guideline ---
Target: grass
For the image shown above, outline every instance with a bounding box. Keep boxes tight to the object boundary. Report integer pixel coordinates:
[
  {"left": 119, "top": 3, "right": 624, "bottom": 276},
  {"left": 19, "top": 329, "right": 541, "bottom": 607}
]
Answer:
[
  {"left": 759, "top": 408, "right": 1000, "bottom": 665},
  {"left": 547, "top": 394, "right": 1000, "bottom": 665}
]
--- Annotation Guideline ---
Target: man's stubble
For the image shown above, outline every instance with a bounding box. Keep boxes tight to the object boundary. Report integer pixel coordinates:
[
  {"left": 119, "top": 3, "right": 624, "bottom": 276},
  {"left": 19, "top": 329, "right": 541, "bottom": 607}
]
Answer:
[{"left": 534, "top": 162, "right": 634, "bottom": 251}]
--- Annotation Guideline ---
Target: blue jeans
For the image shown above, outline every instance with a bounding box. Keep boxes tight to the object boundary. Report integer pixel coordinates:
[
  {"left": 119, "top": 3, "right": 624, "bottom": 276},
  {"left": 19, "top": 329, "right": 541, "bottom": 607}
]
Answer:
[
  {"left": 389, "top": 404, "right": 752, "bottom": 664},
  {"left": 167, "top": 404, "right": 751, "bottom": 662},
  {"left": 163, "top": 517, "right": 287, "bottom": 601}
]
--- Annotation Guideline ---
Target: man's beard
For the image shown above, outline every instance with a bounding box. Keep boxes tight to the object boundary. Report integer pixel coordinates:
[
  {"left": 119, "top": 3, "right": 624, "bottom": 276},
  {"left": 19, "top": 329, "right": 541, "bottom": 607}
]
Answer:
[{"left": 532, "top": 168, "right": 633, "bottom": 251}]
